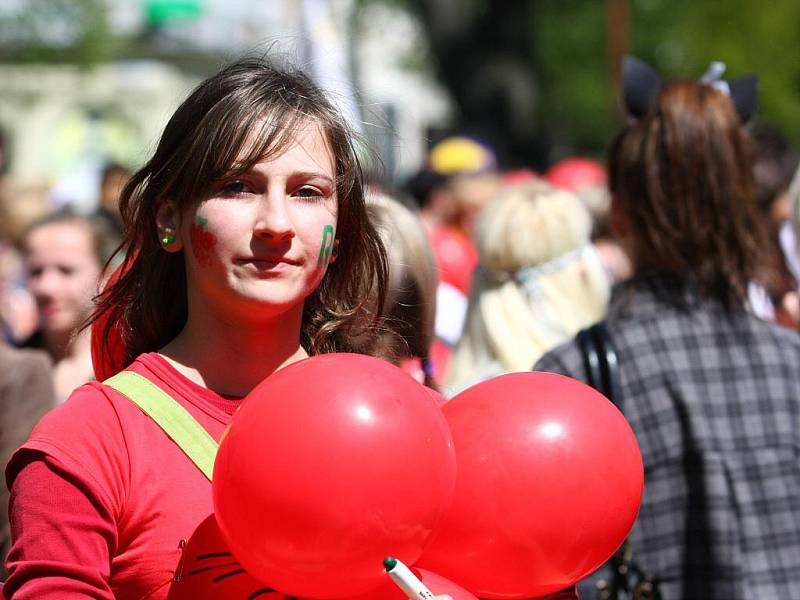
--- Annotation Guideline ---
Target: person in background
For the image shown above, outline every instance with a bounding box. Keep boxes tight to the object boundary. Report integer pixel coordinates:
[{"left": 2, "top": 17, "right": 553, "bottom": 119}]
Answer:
[
  {"left": 366, "top": 192, "right": 444, "bottom": 387},
  {"left": 404, "top": 136, "right": 498, "bottom": 353},
  {"left": 405, "top": 167, "right": 456, "bottom": 237},
  {"left": 424, "top": 135, "right": 498, "bottom": 297},
  {"left": 536, "top": 61, "right": 800, "bottom": 598},
  {"left": 0, "top": 342, "right": 54, "bottom": 579},
  {"left": 546, "top": 156, "right": 632, "bottom": 284},
  {"left": 20, "top": 211, "right": 120, "bottom": 402},
  {"left": 95, "top": 163, "right": 131, "bottom": 235},
  {"left": 0, "top": 130, "right": 47, "bottom": 345},
  {"left": 447, "top": 179, "right": 609, "bottom": 393},
  {"left": 0, "top": 240, "right": 37, "bottom": 346},
  {"left": 748, "top": 123, "right": 800, "bottom": 326},
  {"left": 786, "top": 160, "right": 800, "bottom": 324},
  {"left": 447, "top": 171, "right": 503, "bottom": 244}
]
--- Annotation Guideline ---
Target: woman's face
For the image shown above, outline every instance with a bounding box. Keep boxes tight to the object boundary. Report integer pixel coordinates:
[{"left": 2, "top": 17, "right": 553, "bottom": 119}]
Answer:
[
  {"left": 25, "top": 221, "right": 102, "bottom": 336},
  {"left": 176, "top": 121, "right": 338, "bottom": 322}
]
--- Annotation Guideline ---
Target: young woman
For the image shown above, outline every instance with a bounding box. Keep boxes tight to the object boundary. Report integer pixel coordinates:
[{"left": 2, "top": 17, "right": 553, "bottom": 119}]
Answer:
[
  {"left": 21, "top": 211, "right": 120, "bottom": 401},
  {"left": 0, "top": 342, "right": 53, "bottom": 582},
  {"left": 447, "top": 179, "right": 609, "bottom": 393},
  {"left": 3, "top": 56, "right": 390, "bottom": 599},
  {"left": 536, "top": 64, "right": 800, "bottom": 598},
  {"left": 366, "top": 192, "right": 442, "bottom": 388}
]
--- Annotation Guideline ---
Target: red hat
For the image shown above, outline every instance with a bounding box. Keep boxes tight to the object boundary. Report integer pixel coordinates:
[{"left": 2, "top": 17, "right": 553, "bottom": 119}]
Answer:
[{"left": 545, "top": 157, "right": 606, "bottom": 192}]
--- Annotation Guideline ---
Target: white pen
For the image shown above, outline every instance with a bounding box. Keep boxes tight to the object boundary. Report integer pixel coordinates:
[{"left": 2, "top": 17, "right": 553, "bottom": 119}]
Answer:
[{"left": 383, "top": 556, "right": 436, "bottom": 600}]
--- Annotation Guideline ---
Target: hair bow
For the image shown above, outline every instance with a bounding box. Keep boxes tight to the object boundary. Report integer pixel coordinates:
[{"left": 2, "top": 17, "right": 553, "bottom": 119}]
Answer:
[{"left": 622, "top": 55, "right": 758, "bottom": 122}]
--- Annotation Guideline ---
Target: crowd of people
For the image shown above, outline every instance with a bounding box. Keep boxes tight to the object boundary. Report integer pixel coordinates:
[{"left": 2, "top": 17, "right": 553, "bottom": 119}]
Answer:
[{"left": 0, "top": 51, "right": 799, "bottom": 599}]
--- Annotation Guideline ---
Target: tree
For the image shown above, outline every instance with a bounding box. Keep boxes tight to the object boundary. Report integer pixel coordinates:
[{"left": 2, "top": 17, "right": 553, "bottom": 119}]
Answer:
[
  {"left": 0, "top": 0, "right": 118, "bottom": 64},
  {"left": 364, "top": 0, "right": 800, "bottom": 166},
  {"left": 402, "top": 0, "right": 546, "bottom": 168}
]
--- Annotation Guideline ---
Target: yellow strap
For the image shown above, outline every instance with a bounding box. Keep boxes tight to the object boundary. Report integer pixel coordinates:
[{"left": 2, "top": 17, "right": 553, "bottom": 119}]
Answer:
[{"left": 104, "top": 371, "right": 218, "bottom": 481}]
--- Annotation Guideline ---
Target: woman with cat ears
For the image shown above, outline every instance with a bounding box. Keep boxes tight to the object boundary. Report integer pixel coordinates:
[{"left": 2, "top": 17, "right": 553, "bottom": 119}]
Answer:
[
  {"left": 1, "top": 56, "right": 415, "bottom": 599},
  {"left": 537, "top": 57, "right": 800, "bottom": 598}
]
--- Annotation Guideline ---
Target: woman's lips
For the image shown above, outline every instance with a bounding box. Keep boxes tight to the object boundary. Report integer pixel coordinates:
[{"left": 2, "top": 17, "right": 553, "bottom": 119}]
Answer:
[
  {"left": 41, "top": 304, "right": 61, "bottom": 318},
  {"left": 236, "top": 257, "right": 297, "bottom": 271}
]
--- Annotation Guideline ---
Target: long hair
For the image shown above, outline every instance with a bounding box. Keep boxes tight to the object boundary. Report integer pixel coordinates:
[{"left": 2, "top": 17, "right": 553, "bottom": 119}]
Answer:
[
  {"left": 366, "top": 192, "right": 439, "bottom": 387},
  {"left": 447, "top": 180, "right": 610, "bottom": 391},
  {"left": 92, "top": 56, "right": 388, "bottom": 369},
  {"left": 609, "top": 80, "right": 765, "bottom": 308},
  {"left": 24, "top": 209, "right": 120, "bottom": 269},
  {"left": 750, "top": 123, "right": 799, "bottom": 308}
]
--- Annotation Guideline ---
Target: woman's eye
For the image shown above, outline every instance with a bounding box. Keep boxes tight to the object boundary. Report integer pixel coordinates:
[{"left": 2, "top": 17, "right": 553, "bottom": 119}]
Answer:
[
  {"left": 294, "top": 186, "right": 325, "bottom": 200},
  {"left": 220, "top": 180, "right": 252, "bottom": 195}
]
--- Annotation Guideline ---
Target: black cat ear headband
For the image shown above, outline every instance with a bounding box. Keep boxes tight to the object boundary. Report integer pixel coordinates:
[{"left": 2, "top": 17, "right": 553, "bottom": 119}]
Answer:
[{"left": 622, "top": 55, "right": 759, "bottom": 122}]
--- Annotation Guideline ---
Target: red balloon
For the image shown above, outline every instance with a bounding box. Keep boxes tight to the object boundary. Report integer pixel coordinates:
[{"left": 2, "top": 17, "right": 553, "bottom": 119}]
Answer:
[
  {"left": 417, "top": 372, "right": 643, "bottom": 598},
  {"left": 545, "top": 158, "right": 606, "bottom": 192},
  {"left": 168, "top": 515, "right": 473, "bottom": 600},
  {"left": 168, "top": 514, "right": 287, "bottom": 600},
  {"left": 91, "top": 261, "right": 129, "bottom": 381},
  {"left": 213, "top": 354, "right": 457, "bottom": 599},
  {"left": 335, "top": 566, "right": 478, "bottom": 600}
]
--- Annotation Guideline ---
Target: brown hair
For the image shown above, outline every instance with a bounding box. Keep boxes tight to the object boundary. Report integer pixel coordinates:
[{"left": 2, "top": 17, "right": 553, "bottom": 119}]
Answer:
[
  {"left": 23, "top": 209, "right": 121, "bottom": 268},
  {"left": 752, "top": 122, "right": 798, "bottom": 214},
  {"left": 608, "top": 80, "right": 766, "bottom": 308},
  {"left": 92, "top": 55, "right": 388, "bottom": 368},
  {"left": 750, "top": 123, "right": 799, "bottom": 305},
  {"left": 366, "top": 193, "right": 439, "bottom": 388}
]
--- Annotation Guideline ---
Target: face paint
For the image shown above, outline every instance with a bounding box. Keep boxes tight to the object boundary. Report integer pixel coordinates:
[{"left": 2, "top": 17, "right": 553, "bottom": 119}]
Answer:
[
  {"left": 190, "top": 214, "right": 217, "bottom": 267},
  {"left": 316, "top": 224, "right": 335, "bottom": 268},
  {"left": 168, "top": 514, "right": 289, "bottom": 599}
]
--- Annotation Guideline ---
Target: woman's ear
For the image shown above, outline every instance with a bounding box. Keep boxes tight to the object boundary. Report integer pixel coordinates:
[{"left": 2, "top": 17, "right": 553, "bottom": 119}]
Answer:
[{"left": 156, "top": 202, "right": 184, "bottom": 252}]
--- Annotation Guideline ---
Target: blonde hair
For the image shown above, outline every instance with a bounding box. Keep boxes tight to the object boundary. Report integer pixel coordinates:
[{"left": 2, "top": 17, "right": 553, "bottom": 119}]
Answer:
[
  {"left": 366, "top": 192, "right": 438, "bottom": 384},
  {"left": 447, "top": 180, "right": 610, "bottom": 390}
]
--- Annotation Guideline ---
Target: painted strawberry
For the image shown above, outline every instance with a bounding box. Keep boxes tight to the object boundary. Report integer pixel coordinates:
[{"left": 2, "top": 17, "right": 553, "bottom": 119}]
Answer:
[
  {"left": 168, "top": 514, "right": 291, "bottom": 599},
  {"left": 189, "top": 215, "right": 217, "bottom": 267}
]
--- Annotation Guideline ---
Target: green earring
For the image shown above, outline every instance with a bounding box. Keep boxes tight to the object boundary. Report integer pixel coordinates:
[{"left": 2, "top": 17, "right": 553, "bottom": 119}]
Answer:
[{"left": 161, "top": 234, "right": 175, "bottom": 247}]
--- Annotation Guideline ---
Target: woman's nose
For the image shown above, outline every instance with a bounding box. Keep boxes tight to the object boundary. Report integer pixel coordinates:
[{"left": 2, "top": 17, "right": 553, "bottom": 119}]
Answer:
[
  {"left": 30, "top": 269, "right": 59, "bottom": 299},
  {"left": 254, "top": 190, "right": 294, "bottom": 240}
]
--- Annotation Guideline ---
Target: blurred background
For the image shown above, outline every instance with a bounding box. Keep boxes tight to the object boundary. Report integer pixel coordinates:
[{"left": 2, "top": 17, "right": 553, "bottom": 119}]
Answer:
[
  {"left": 1, "top": 0, "right": 799, "bottom": 203},
  {"left": 3, "top": 2, "right": 800, "bottom": 587}
]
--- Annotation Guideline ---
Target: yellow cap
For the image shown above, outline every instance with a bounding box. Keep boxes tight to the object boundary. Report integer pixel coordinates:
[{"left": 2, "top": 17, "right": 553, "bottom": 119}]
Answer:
[{"left": 429, "top": 136, "right": 495, "bottom": 175}]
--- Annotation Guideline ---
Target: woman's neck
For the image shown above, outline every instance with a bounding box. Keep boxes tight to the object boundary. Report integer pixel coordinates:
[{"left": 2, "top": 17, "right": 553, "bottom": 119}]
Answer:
[
  {"left": 160, "top": 302, "right": 308, "bottom": 398},
  {"left": 45, "top": 326, "right": 90, "bottom": 363},
  {"left": 45, "top": 327, "right": 94, "bottom": 402}
]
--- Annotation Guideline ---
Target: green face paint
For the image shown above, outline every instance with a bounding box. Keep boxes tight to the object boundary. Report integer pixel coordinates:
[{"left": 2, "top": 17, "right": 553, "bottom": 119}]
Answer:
[{"left": 317, "top": 224, "right": 335, "bottom": 267}]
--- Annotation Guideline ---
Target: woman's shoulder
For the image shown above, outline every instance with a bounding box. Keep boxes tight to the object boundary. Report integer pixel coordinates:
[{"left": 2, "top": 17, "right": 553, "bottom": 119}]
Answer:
[
  {"left": 8, "top": 355, "right": 169, "bottom": 474},
  {"left": 0, "top": 343, "right": 51, "bottom": 389},
  {"left": 37, "top": 376, "right": 130, "bottom": 425},
  {"left": 533, "top": 337, "right": 583, "bottom": 380},
  {"left": 5, "top": 380, "right": 135, "bottom": 515},
  {"left": 12, "top": 381, "right": 127, "bottom": 466},
  {"left": 28, "top": 354, "right": 175, "bottom": 442}
]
